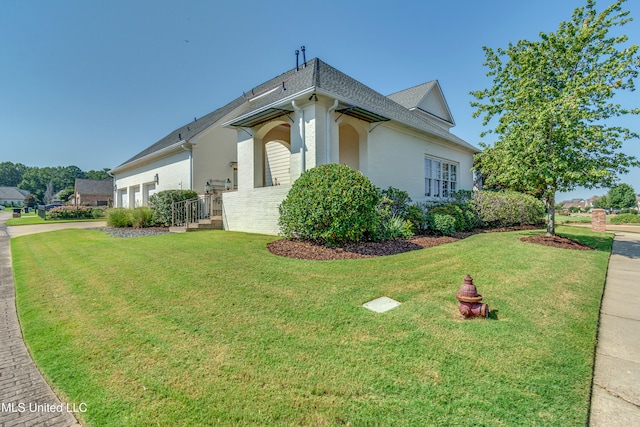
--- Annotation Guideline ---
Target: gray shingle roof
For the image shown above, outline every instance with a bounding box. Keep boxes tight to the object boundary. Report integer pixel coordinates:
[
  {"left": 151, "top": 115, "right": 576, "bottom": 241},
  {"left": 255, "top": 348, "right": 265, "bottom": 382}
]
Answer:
[
  {"left": 0, "top": 187, "right": 29, "bottom": 200},
  {"left": 74, "top": 178, "right": 114, "bottom": 195},
  {"left": 116, "top": 58, "right": 477, "bottom": 170},
  {"left": 116, "top": 97, "right": 248, "bottom": 168},
  {"left": 387, "top": 81, "right": 437, "bottom": 109},
  {"left": 229, "top": 59, "right": 476, "bottom": 151}
]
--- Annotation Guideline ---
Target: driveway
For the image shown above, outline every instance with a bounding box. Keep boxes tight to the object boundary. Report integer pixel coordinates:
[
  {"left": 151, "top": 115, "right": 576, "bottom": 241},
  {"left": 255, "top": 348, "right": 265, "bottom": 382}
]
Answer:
[{"left": 4, "top": 214, "right": 106, "bottom": 238}]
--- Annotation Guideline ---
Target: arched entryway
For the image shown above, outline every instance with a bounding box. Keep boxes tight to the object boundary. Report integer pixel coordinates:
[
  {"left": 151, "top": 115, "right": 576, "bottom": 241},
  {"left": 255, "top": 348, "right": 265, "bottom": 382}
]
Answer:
[
  {"left": 339, "top": 123, "right": 360, "bottom": 170},
  {"left": 264, "top": 140, "right": 291, "bottom": 186},
  {"left": 255, "top": 122, "right": 291, "bottom": 187}
]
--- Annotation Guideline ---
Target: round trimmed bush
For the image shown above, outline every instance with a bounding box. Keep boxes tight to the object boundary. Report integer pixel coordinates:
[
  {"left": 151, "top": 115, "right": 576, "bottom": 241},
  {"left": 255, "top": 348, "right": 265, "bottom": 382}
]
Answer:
[{"left": 278, "top": 164, "right": 380, "bottom": 246}]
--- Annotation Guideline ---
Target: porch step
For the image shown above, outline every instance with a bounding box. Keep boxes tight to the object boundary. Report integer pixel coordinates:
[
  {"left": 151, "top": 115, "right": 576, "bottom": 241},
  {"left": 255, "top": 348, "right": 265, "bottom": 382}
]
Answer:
[{"left": 169, "top": 216, "right": 223, "bottom": 233}]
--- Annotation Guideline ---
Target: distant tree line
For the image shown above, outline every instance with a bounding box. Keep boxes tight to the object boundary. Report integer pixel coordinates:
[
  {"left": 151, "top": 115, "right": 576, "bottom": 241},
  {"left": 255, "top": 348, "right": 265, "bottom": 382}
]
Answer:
[{"left": 0, "top": 161, "right": 111, "bottom": 205}]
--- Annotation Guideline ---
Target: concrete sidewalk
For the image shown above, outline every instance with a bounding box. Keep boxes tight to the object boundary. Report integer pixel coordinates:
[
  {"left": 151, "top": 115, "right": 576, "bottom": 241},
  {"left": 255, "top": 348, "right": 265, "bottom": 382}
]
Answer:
[
  {"left": 0, "top": 212, "right": 81, "bottom": 426},
  {"left": 589, "top": 232, "right": 640, "bottom": 426},
  {"left": 6, "top": 220, "right": 106, "bottom": 238}
]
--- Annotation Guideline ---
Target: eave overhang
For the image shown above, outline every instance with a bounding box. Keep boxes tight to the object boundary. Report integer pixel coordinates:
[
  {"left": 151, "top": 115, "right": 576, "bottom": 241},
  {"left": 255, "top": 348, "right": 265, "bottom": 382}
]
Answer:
[
  {"left": 335, "top": 105, "right": 390, "bottom": 123},
  {"left": 226, "top": 107, "right": 295, "bottom": 128}
]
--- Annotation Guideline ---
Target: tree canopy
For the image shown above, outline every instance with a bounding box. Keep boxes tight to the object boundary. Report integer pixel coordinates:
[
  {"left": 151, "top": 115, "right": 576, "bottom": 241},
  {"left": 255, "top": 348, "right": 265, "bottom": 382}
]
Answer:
[
  {"left": 471, "top": 0, "right": 639, "bottom": 235},
  {"left": 0, "top": 162, "right": 111, "bottom": 203},
  {"left": 608, "top": 183, "right": 637, "bottom": 208}
]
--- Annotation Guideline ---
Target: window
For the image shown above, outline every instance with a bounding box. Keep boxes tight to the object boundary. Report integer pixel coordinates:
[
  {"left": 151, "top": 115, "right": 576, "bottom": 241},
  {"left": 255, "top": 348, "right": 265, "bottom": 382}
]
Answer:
[{"left": 425, "top": 156, "right": 458, "bottom": 198}]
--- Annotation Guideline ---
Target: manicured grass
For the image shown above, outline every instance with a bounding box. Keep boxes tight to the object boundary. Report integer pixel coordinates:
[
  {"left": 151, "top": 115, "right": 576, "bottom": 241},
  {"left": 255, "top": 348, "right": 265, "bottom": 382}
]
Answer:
[
  {"left": 6, "top": 212, "right": 103, "bottom": 226},
  {"left": 555, "top": 214, "right": 593, "bottom": 223},
  {"left": 11, "top": 226, "right": 612, "bottom": 426}
]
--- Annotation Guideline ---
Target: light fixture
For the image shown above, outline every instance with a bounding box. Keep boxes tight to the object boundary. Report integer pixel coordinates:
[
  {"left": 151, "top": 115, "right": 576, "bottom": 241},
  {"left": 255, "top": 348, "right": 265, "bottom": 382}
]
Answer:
[
  {"left": 225, "top": 178, "right": 231, "bottom": 191},
  {"left": 154, "top": 174, "right": 159, "bottom": 184},
  {"left": 205, "top": 180, "right": 212, "bottom": 194}
]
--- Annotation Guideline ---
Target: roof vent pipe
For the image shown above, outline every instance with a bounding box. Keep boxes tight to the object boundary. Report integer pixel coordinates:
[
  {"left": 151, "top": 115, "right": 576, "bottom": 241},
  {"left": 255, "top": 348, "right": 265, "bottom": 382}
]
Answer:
[
  {"left": 295, "top": 49, "right": 299, "bottom": 71},
  {"left": 301, "top": 46, "right": 307, "bottom": 67}
]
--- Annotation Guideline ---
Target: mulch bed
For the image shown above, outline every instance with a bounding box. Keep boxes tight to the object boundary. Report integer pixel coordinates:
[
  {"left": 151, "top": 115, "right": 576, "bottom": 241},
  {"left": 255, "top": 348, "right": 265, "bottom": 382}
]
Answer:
[
  {"left": 519, "top": 234, "right": 594, "bottom": 251},
  {"left": 266, "top": 236, "right": 459, "bottom": 261},
  {"left": 267, "top": 225, "right": 594, "bottom": 260}
]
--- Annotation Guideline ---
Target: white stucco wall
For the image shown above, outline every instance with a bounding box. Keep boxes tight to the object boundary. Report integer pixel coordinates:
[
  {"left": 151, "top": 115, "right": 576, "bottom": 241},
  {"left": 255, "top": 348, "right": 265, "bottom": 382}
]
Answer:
[
  {"left": 365, "top": 124, "right": 475, "bottom": 203},
  {"left": 191, "top": 121, "right": 239, "bottom": 194},
  {"left": 113, "top": 150, "right": 191, "bottom": 207},
  {"left": 222, "top": 185, "right": 290, "bottom": 235}
]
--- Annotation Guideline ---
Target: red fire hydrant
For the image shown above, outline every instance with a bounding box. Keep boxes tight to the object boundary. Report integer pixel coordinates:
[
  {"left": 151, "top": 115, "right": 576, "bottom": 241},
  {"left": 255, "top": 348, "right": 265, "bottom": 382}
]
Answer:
[{"left": 456, "top": 275, "right": 489, "bottom": 319}]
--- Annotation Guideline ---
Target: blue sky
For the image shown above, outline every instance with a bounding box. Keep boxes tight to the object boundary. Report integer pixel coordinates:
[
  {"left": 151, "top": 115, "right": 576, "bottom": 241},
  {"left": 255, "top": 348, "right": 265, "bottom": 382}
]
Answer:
[{"left": 1, "top": 0, "right": 638, "bottom": 201}]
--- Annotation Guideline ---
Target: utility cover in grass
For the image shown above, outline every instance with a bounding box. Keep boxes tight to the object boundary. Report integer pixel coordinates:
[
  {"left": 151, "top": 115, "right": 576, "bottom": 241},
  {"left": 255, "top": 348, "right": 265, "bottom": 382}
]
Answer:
[{"left": 363, "top": 297, "right": 401, "bottom": 313}]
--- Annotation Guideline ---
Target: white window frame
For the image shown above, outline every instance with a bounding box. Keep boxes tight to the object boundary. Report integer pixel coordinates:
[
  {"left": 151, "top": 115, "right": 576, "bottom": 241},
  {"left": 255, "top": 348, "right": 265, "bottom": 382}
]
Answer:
[{"left": 425, "top": 156, "right": 458, "bottom": 198}]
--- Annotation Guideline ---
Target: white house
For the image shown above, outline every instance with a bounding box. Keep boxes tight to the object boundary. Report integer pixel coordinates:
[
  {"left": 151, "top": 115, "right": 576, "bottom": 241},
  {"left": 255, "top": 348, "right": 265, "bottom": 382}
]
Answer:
[{"left": 111, "top": 58, "right": 478, "bottom": 235}]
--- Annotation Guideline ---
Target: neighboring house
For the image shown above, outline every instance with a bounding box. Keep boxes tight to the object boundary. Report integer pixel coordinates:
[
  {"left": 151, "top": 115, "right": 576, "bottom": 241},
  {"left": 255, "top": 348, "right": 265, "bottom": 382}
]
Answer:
[
  {"left": 586, "top": 195, "right": 600, "bottom": 209},
  {"left": 561, "top": 196, "right": 604, "bottom": 212},
  {"left": 69, "top": 178, "right": 114, "bottom": 207},
  {"left": 561, "top": 198, "right": 588, "bottom": 211},
  {"left": 0, "top": 187, "right": 29, "bottom": 206},
  {"left": 112, "top": 58, "right": 478, "bottom": 235}
]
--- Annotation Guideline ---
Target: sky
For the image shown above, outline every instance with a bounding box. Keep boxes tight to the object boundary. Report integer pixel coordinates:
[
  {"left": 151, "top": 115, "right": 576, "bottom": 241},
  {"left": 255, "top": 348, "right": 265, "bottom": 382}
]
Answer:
[{"left": 1, "top": 0, "right": 638, "bottom": 201}]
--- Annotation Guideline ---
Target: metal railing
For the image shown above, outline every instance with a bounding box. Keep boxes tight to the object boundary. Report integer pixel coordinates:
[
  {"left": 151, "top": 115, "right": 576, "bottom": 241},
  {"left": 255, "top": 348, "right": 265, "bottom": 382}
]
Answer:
[{"left": 171, "top": 193, "right": 222, "bottom": 228}]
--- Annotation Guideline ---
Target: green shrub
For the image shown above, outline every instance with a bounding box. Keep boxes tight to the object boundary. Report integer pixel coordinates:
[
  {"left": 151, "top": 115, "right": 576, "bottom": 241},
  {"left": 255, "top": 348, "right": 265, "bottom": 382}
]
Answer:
[
  {"left": 609, "top": 213, "right": 640, "bottom": 224},
  {"left": 379, "top": 187, "right": 428, "bottom": 233},
  {"left": 278, "top": 164, "right": 380, "bottom": 246},
  {"left": 427, "top": 203, "right": 477, "bottom": 232},
  {"left": 379, "top": 187, "right": 412, "bottom": 218},
  {"left": 472, "top": 190, "right": 544, "bottom": 227},
  {"left": 149, "top": 190, "right": 199, "bottom": 226},
  {"left": 618, "top": 209, "right": 637, "bottom": 215},
  {"left": 405, "top": 204, "right": 427, "bottom": 233},
  {"left": 92, "top": 208, "right": 106, "bottom": 219},
  {"left": 131, "top": 207, "right": 156, "bottom": 229},
  {"left": 375, "top": 208, "right": 414, "bottom": 240},
  {"left": 427, "top": 213, "right": 457, "bottom": 236},
  {"left": 46, "top": 206, "right": 100, "bottom": 220},
  {"left": 106, "top": 208, "right": 133, "bottom": 228}
]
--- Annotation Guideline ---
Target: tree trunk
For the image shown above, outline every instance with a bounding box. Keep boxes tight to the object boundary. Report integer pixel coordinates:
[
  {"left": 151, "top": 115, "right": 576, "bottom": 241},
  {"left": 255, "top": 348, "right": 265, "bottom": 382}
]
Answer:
[{"left": 545, "top": 191, "right": 556, "bottom": 237}]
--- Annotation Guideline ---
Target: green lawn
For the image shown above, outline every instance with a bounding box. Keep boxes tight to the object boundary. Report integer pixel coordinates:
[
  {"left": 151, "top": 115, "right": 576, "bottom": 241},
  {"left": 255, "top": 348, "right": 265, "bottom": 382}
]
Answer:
[
  {"left": 11, "top": 227, "right": 612, "bottom": 426},
  {"left": 555, "top": 214, "right": 593, "bottom": 223},
  {"left": 6, "top": 212, "right": 104, "bottom": 226}
]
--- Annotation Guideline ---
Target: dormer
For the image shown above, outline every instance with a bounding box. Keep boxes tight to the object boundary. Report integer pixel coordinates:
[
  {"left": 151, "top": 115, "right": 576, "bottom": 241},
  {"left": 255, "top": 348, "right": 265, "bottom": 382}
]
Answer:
[{"left": 387, "top": 80, "right": 455, "bottom": 130}]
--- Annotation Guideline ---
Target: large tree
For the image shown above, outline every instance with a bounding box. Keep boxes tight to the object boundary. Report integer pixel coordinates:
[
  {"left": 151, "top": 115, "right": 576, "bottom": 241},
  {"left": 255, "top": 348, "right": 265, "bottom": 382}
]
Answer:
[
  {"left": 608, "top": 183, "right": 637, "bottom": 208},
  {"left": 471, "top": 0, "right": 639, "bottom": 236},
  {"left": 0, "top": 161, "right": 27, "bottom": 186}
]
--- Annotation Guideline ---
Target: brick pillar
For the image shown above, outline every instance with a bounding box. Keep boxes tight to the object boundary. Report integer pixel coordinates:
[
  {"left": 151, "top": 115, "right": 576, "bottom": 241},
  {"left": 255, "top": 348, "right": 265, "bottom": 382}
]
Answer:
[{"left": 591, "top": 209, "right": 607, "bottom": 232}]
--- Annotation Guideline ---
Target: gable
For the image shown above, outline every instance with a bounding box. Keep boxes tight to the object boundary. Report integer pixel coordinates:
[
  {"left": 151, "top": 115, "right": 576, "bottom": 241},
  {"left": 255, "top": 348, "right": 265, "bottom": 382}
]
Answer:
[
  {"left": 415, "top": 83, "right": 454, "bottom": 125},
  {"left": 387, "top": 81, "right": 454, "bottom": 128}
]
